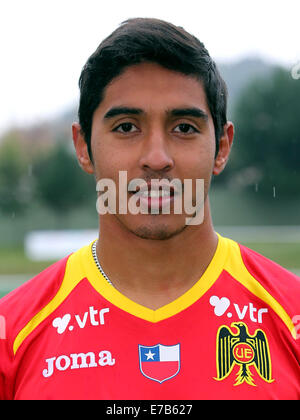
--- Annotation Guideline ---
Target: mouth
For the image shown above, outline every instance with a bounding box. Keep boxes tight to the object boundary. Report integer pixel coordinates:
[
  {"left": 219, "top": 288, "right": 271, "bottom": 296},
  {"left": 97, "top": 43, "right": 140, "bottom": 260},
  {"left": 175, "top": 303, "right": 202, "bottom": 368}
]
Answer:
[{"left": 129, "top": 181, "right": 177, "bottom": 213}]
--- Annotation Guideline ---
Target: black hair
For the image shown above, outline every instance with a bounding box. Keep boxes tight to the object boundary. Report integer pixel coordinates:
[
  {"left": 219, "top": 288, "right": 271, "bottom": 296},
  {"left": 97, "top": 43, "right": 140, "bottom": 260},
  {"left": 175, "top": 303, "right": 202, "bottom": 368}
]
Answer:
[{"left": 78, "top": 17, "right": 228, "bottom": 158}]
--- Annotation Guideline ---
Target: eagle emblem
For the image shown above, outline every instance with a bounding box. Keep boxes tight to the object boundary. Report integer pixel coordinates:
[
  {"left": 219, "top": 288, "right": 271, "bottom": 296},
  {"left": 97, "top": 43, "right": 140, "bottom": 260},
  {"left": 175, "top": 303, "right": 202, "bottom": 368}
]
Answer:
[{"left": 214, "top": 322, "right": 274, "bottom": 386}]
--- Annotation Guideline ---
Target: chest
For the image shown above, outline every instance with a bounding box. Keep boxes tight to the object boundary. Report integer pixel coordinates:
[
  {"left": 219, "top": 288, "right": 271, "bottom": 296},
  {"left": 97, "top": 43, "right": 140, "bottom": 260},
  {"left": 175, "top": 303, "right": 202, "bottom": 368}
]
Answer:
[{"left": 13, "top": 289, "right": 300, "bottom": 400}]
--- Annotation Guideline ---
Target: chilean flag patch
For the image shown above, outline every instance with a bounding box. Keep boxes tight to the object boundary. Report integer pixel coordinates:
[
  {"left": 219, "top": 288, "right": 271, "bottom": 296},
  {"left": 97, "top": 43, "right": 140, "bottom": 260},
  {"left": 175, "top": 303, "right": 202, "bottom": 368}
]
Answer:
[{"left": 138, "top": 343, "right": 180, "bottom": 383}]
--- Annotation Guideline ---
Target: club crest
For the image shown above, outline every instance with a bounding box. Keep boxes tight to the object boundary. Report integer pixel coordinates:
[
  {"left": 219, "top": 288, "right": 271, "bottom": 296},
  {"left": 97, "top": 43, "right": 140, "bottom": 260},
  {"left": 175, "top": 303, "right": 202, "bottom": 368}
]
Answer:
[
  {"left": 138, "top": 343, "right": 180, "bottom": 383},
  {"left": 214, "top": 322, "right": 274, "bottom": 386}
]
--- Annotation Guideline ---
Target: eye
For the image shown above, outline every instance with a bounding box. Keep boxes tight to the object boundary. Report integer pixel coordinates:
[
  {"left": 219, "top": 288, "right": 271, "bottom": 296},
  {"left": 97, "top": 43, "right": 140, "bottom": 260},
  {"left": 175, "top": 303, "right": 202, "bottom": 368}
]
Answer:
[
  {"left": 173, "top": 123, "right": 199, "bottom": 134},
  {"left": 113, "top": 122, "right": 139, "bottom": 133}
]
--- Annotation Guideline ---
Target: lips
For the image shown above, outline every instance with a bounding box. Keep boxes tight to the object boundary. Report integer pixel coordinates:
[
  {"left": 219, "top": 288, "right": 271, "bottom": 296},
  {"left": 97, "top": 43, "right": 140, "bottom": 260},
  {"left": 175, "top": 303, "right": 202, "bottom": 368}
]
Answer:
[
  {"left": 129, "top": 180, "right": 178, "bottom": 213},
  {"left": 133, "top": 182, "right": 175, "bottom": 197},
  {"left": 138, "top": 189, "right": 173, "bottom": 198}
]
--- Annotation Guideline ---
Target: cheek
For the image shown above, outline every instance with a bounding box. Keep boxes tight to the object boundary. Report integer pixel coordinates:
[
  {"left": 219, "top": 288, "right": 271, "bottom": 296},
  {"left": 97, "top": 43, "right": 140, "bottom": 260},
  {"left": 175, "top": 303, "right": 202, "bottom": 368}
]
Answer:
[
  {"left": 94, "top": 163, "right": 119, "bottom": 183},
  {"left": 180, "top": 148, "right": 215, "bottom": 179},
  {"left": 92, "top": 143, "right": 123, "bottom": 180},
  {"left": 176, "top": 129, "right": 216, "bottom": 178},
  {"left": 92, "top": 138, "right": 135, "bottom": 178}
]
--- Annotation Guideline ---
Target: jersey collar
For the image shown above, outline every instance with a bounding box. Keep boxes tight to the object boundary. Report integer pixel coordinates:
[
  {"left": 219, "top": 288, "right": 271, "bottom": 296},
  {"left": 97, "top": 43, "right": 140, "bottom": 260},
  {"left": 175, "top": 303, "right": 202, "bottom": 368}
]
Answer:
[{"left": 80, "top": 233, "right": 229, "bottom": 323}]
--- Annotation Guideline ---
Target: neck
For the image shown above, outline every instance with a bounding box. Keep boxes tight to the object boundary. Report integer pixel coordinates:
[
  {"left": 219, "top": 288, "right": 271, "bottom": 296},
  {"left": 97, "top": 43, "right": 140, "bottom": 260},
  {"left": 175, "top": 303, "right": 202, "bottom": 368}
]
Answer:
[{"left": 96, "top": 198, "right": 218, "bottom": 309}]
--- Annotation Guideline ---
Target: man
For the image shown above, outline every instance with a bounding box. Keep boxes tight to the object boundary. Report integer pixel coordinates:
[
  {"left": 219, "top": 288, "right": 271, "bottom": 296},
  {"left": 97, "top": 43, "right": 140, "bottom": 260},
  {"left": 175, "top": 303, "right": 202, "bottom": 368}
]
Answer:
[{"left": 0, "top": 18, "right": 299, "bottom": 400}]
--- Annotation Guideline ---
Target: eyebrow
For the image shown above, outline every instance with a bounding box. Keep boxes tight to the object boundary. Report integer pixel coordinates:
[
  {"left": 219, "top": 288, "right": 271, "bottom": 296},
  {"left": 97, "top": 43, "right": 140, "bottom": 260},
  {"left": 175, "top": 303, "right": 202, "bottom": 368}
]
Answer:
[
  {"left": 103, "top": 107, "right": 143, "bottom": 119},
  {"left": 168, "top": 107, "right": 209, "bottom": 121},
  {"left": 103, "top": 106, "right": 209, "bottom": 121}
]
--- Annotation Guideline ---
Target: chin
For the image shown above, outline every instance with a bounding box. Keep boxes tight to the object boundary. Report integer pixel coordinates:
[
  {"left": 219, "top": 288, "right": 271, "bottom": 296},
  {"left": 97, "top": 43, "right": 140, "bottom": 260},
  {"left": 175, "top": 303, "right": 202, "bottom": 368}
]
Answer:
[
  {"left": 114, "top": 212, "right": 190, "bottom": 240},
  {"left": 128, "top": 220, "right": 188, "bottom": 241}
]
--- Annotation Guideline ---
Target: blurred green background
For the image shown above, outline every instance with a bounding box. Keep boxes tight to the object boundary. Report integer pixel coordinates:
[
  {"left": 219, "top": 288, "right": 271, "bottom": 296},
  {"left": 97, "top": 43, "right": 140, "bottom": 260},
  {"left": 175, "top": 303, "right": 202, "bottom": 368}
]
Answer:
[{"left": 0, "top": 58, "right": 299, "bottom": 298}]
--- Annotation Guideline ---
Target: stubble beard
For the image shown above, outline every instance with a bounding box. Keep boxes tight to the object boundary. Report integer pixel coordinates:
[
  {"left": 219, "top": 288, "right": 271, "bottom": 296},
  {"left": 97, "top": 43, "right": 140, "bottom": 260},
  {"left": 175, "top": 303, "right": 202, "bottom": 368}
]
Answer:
[
  {"left": 114, "top": 191, "right": 208, "bottom": 241},
  {"left": 126, "top": 218, "right": 189, "bottom": 241}
]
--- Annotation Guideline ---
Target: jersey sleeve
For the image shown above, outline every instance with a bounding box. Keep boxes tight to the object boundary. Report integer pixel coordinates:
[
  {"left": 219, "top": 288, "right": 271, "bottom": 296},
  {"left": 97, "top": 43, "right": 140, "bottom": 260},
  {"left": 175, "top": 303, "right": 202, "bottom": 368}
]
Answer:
[
  {"left": 239, "top": 243, "right": 300, "bottom": 355},
  {"left": 0, "top": 256, "right": 69, "bottom": 400}
]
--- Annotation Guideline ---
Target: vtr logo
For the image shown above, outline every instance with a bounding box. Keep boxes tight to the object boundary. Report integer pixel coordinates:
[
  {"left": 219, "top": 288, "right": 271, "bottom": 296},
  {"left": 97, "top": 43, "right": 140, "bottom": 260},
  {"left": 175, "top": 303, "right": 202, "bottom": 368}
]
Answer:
[
  {"left": 209, "top": 295, "right": 268, "bottom": 324},
  {"left": 52, "top": 306, "right": 110, "bottom": 334}
]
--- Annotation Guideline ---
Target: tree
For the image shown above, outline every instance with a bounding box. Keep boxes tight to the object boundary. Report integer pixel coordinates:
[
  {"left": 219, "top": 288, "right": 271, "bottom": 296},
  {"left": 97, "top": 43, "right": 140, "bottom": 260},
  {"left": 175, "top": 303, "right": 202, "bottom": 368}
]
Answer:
[
  {"left": 33, "top": 142, "right": 95, "bottom": 215},
  {"left": 0, "top": 136, "right": 30, "bottom": 215},
  {"left": 229, "top": 67, "right": 300, "bottom": 199}
]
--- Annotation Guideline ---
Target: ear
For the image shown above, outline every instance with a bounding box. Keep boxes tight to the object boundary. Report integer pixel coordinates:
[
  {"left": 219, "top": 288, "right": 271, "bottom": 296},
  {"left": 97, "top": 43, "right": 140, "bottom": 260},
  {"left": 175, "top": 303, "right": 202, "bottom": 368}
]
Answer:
[
  {"left": 72, "top": 122, "right": 94, "bottom": 174},
  {"left": 213, "top": 121, "right": 234, "bottom": 175}
]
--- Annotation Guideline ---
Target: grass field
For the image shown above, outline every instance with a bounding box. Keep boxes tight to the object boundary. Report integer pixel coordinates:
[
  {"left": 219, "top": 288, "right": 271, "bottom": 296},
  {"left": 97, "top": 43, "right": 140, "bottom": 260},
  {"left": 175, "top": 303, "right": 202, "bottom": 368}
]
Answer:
[
  {"left": 239, "top": 242, "right": 300, "bottom": 270},
  {"left": 0, "top": 240, "right": 299, "bottom": 299}
]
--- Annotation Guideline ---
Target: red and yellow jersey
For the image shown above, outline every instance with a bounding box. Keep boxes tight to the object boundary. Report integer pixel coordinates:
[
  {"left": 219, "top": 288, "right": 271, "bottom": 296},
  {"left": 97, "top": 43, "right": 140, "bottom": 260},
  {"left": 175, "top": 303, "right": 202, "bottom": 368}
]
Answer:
[{"left": 0, "top": 234, "right": 299, "bottom": 400}]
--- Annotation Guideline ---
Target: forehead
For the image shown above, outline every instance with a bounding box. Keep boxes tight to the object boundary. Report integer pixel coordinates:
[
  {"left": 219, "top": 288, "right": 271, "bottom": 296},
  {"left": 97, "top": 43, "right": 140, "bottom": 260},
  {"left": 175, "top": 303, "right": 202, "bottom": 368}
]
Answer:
[{"left": 98, "top": 62, "right": 210, "bottom": 117}]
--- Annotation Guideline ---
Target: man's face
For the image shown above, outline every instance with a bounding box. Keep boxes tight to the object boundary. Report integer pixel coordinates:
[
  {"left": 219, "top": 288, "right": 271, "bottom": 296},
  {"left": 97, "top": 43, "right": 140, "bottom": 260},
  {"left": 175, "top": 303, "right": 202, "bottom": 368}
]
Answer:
[{"left": 76, "top": 62, "right": 231, "bottom": 240}]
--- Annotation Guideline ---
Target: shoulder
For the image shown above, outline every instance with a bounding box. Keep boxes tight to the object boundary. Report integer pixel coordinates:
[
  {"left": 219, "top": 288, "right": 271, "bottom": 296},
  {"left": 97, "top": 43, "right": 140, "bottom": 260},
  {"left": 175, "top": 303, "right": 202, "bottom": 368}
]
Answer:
[
  {"left": 0, "top": 255, "right": 70, "bottom": 351},
  {"left": 238, "top": 242, "right": 300, "bottom": 299},
  {"left": 222, "top": 235, "right": 300, "bottom": 338}
]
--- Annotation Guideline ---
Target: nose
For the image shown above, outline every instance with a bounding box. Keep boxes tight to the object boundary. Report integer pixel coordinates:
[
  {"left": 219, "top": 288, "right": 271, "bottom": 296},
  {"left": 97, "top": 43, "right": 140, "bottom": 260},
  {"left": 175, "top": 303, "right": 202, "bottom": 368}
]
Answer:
[{"left": 138, "top": 128, "right": 174, "bottom": 173}]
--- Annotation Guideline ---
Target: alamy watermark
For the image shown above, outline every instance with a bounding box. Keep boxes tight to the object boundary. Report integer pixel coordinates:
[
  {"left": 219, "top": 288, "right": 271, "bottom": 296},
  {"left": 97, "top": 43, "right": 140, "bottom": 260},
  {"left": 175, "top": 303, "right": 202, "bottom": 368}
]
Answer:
[
  {"left": 292, "top": 315, "right": 300, "bottom": 339},
  {"left": 291, "top": 61, "right": 300, "bottom": 80},
  {"left": 96, "top": 171, "right": 204, "bottom": 225},
  {"left": 0, "top": 315, "right": 6, "bottom": 339}
]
